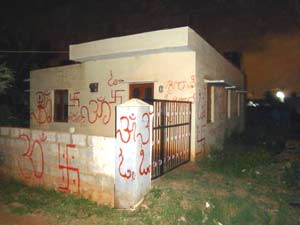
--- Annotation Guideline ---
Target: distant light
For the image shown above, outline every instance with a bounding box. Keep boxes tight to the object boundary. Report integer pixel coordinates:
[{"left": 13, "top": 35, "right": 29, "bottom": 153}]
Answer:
[
  {"left": 276, "top": 91, "right": 285, "bottom": 102},
  {"left": 247, "top": 101, "right": 259, "bottom": 107}
]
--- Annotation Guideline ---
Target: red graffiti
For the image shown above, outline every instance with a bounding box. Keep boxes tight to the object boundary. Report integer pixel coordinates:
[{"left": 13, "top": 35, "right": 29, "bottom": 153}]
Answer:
[
  {"left": 69, "top": 91, "right": 80, "bottom": 107},
  {"left": 166, "top": 75, "right": 195, "bottom": 92},
  {"left": 110, "top": 89, "right": 125, "bottom": 104},
  {"left": 68, "top": 88, "right": 125, "bottom": 125},
  {"left": 67, "top": 71, "right": 125, "bottom": 125},
  {"left": 136, "top": 112, "right": 151, "bottom": 145},
  {"left": 197, "top": 84, "right": 207, "bottom": 120},
  {"left": 107, "top": 70, "right": 124, "bottom": 87},
  {"left": 117, "top": 112, "right": 153, "bottom": 145},
  {"left": 58, "top": 144, "right": 80, "bottom": 194},
  {"left": 196, "top": 83, "right": 207, "bottom": 145},
  {"left": 117, "top": 111, "right": 153, "bottom": 180},
  {"left": 18, "top": 133, "right": 46, "bottom": 179},
  {"left": 80, "top": 98, "right": 111, "bottom": 124},
  {"left": 31, "top": 91, "right": 52, "bottom": 125},
  {"left": 165, "top": 94, "right": 195, "bottom": 102},
  {"left": 68, "top": 112, "right": 82, "bottom": 123},
  {"left": 118, "top": 148, "right": 135, "bottom": 180},
  {"left": 116, "top": 114, "right": 137, "bottom": 143},
  {"left": 165, "top": 75, "right": 195, "bottom": 102},
  {"left": 139, "top": 149, "right": 151, "bottom": 176}
]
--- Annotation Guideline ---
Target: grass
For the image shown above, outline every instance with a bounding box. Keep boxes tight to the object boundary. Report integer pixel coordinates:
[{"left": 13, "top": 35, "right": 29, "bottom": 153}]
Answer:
[
  {"left": 282, "top": 161, "right": 300, "bottom": 189},
  {"left": 0, "top": 181, "right": 111, "bottom": 220},
  {"left": 0, "top": 125, "right": 300, "bottom": 224},
  {"left": 1, "top": 161, "right": 299, "bottom": 225}
]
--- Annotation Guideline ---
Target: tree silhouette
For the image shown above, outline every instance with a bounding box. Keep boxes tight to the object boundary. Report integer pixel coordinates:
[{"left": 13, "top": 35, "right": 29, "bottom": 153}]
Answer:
[{"left": 0, "top": 62, "right": 14, "bottom": 96}]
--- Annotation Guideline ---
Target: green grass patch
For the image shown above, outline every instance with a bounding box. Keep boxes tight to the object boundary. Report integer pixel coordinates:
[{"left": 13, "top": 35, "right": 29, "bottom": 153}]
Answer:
[
  {"left": 282, "top": 161, "right": 300, "bottom": 189},
  {"left": 0, "top": 179, "right": 112, "bottom": 223},
  {"left": 1, "top": 166, "right": 299, "bottom": 225},
  {"left": 0, "top": 126, "right": 299, "bottom": 224},
  {"left": 202, "top": 142, "right": 273, "bottom": 178}
]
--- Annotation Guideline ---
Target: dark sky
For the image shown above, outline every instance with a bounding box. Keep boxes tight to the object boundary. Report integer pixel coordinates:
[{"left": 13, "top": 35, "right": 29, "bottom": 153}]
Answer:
[{"left": 1, "top": 0, "right": 300, "bottom": 98}]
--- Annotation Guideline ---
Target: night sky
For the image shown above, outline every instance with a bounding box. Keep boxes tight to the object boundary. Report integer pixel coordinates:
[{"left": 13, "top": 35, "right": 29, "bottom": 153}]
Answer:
[{"left": 1, "top": 0, "right": 300, "bottom": 99}]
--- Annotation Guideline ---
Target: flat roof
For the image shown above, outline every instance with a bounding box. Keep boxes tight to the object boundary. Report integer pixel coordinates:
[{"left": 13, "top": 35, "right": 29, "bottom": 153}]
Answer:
[
  {"left": 68, "top": 27, "right": 244, "bottom": 85},
  {"left": 69, "top": 27, "right": 192, "bottom": 62}
]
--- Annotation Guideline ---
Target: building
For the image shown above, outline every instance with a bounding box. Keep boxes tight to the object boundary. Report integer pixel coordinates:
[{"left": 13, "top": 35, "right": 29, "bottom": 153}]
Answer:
[{"left": 30, "top": 26, "right": 245, "bottom": 166}]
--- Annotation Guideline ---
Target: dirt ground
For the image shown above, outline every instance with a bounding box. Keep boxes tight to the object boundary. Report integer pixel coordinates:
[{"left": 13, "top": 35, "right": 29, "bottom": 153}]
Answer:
[
  {"left": 0, "top": 203, "right": 53, "bottom": 225},
  {"left": 0, "top": 139, "right": 299, "bottom": 225}
]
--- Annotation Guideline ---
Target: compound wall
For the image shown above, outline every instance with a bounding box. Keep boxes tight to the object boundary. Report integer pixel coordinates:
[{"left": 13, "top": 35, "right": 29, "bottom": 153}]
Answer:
[{"left": 0, "top": 127, "right": 115, "bottom": 206}]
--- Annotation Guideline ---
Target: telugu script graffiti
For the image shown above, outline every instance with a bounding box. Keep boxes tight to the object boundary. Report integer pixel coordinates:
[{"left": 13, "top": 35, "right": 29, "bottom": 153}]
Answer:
[
  {"left": 118, "top": 148, "right": 135, "bottom": 180},
  {"left": 165, "top": 75, "right": 196, "bottom": 102},
  {"left": 18, "top": 133, "right": 46, "bottom": 180},
  {"left": 31, "top": 91, "right": 52, "bottom": 125},
  {"left": 139, "top": 149, "right": 151, "bottom": 176},
  {"left": 196, "top": 83, "right": 207, "bottom": 145},
  {"left": 117, "top": 112, "right": 152, "bottom": 146},
  {"left": 116, "top": 114, "right": 137, "bottom": 144},
  {"left": 107, "top": 70, "right": 124, "bottom": 87},
  {"left": 80, "top": 97, "right": 112, "bottom": 125},
  {"left": 116, "top": 110, "right": 153, "bottom": 180},
  {"left": 68, "top": 71, "right": 125, "bottom": 125}
]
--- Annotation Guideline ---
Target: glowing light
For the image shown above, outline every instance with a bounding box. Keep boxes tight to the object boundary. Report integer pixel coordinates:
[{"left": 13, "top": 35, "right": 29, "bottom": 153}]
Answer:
[{"left": 276, "top": 91, "right": 285, "bottom": 102}]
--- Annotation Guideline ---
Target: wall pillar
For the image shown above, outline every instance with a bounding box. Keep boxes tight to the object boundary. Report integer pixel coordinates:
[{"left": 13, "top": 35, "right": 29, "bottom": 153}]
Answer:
[{"left": 115, "top": 99, "right": 153, "bottom": 209}]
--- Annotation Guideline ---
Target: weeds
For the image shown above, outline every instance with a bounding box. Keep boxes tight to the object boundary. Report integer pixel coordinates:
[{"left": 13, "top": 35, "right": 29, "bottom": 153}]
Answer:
[
  {"left": 0, "top": 118, "right": 299, "bottom": 224},
  {"left": 200, "top": 122, "right": 292, "bottom": 179},
  {"left": 203, "top": 141, "right": 273, "bottom": 177},
  {"left": 282, "top": 161, "right": 300, "bottom": 189},
  {"left": 150, "top": 187, "right": 162, "bottom": 199},
  {"left": 0, "top": 154, "right": 4, "bottom": 166},
  {"left": 1, "top": 161, "right": 299, "bottom": 225},
  {"left": 0, "top": 179, "right": 111, "bottom": 219}
]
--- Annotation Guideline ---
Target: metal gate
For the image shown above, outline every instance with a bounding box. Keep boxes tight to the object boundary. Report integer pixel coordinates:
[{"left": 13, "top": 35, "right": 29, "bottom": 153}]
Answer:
[{"left": 150, "top": 99, "right": 192, "bottom": 179}]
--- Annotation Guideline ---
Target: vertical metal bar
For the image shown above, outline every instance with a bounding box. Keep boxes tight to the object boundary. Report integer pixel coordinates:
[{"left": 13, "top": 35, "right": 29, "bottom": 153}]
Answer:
[
  {"left": 183, "top": 105, "right": 186, "bottom": 161},
  {"left": 170, "top": 102, "right": 172, "bottom": 170},
  {"left": 151, "top": 101, "right": 155, "bottom": 179},
  {"left": 151, "top": 99, "right": 192, "bottom": 179},
  {"left": 186, "top": 103, "right": 188, "bottom": 161},
  {"left": 169, "top": 102, "right": 172, "bottom": 170},
  {"left": 175, "top": 102, "right": 178, "bottom": 166},
  {"left": 160, "top": 101, "right": 165, "bottom": 176},
  {"left": 188, "top": 102, "right": 192, "bottom": 161},
  {"left": 115, "top": 106, "right": 117, "bottom": 138}
]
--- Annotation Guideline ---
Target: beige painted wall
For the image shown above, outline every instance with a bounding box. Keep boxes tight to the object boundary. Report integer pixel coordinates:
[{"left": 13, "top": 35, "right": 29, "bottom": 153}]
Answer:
[
  {"left": 30, "top": 51, "right": 195, "bottom": 137},
  {"left": 30, "top": 27, "right": 244, "bottom": 161},
  {"left": 191, "top": 29, "right": 245, "bottom": 158},
  {"left": 70, "top": 27, "right": 189, "bottom": 62}
]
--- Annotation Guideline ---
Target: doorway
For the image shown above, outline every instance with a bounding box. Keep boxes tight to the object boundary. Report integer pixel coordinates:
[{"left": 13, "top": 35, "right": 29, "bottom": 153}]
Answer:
[
  {"left": 128, "top": 82, "right": 191, "bottom": 179},
  {"left": 129, "top": 83, "right": 154, "bottom": 101}
]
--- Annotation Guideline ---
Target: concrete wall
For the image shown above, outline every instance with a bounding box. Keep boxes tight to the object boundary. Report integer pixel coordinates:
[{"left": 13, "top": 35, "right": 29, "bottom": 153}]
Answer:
[
  {"left": 0, "top": 127, "right": 115, "bottom": 206},
  {"left": 69, "top": 27, "right": 190, "bottom": 62},
  {"left": 115, "top": 99, "right": 153, "bottom": 209},
  {"left": 30, "top": 51, "right": 195, "bottom": 137},
  {"left": 30, "top": 26, "right": 245, "bottom": 161},
  {"left": 189, "top": 28, "right": 245, "bottom": 158}
]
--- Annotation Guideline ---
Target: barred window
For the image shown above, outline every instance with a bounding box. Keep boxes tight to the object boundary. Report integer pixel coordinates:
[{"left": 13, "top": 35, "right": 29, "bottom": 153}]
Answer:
[{"left": 54, "top": 90, "right": 68, "bottom": 122}]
